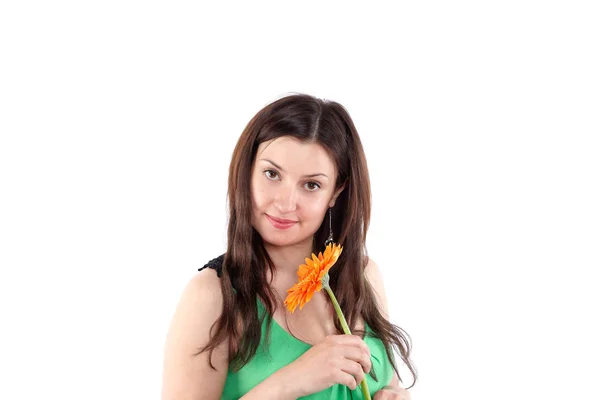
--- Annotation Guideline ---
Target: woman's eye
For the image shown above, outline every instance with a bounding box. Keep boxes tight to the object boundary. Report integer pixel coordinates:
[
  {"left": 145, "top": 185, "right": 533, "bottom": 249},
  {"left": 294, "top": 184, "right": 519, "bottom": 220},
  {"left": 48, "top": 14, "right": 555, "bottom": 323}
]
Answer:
[
  {"left": 305, "top": 181, "right": 321, "bottom": 191},
  {"left": 264, "top": 170, "right": 279, "bottom": 180}
]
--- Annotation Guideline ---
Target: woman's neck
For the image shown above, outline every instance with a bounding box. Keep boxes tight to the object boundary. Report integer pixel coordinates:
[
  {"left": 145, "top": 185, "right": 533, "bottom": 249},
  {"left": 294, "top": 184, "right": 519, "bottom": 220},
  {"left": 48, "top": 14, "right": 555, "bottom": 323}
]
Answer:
[{"left": 263, "top": 238, "right": 313, "bottom": 294}]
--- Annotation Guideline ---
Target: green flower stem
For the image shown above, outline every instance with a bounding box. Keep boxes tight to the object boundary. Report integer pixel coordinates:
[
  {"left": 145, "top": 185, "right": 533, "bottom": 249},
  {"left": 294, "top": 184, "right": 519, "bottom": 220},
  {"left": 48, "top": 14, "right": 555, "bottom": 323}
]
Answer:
[
  {"left": 323, "top": 277, "right": 371, "bottom": 400},
  {"left": 323, "top": 285, "right": 351, "bottom": 335}
]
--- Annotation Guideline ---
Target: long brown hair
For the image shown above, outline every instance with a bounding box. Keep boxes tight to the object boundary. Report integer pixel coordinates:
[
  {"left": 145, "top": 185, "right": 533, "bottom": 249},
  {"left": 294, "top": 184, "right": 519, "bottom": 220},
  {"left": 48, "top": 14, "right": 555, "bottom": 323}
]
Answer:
[{"left": 197, "top": 93, "right": 417, "bottom": 388}]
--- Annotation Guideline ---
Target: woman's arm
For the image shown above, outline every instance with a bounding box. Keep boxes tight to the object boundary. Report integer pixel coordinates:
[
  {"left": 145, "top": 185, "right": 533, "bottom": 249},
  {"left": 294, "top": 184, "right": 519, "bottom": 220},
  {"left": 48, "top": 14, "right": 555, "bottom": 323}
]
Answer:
[
  {"left": 161, "top": 269, "right": 229, "bottom": 400},
  {"left": 364, "top": 258, "right": 410, "bottom": 396},
  {"left": 239, "top": 367, "right": 299, "bottom": 400}
]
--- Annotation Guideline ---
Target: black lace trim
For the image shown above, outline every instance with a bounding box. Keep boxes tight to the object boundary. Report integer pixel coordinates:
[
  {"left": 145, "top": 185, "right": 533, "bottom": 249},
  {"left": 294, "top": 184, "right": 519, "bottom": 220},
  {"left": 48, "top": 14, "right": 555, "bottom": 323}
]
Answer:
[{"left": 198, "top": 254, "right": 225, "bottom": 277}]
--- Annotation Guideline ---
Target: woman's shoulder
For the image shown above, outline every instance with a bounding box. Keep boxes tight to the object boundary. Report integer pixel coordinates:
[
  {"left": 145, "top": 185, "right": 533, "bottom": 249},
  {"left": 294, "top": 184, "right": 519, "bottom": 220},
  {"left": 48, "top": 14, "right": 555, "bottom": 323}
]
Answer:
[
  {"left": 184, "top": 254, "right": 226, "bottom": 301},
  {"left": 363, "top": 256, "right": 391, "bottom": 319},
  {"left": 196, "top": 253, "right": 240, "bottom": 292},
  {"left": 187, "top": 255, "right": 224, "bottom": 297}
]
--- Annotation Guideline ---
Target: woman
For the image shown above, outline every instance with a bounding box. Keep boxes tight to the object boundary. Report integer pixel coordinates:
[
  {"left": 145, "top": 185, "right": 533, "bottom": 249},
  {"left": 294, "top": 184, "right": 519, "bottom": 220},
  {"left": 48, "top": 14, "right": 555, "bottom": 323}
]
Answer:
[{"left": 162, "top": 93, "right": 416, "bottom": 399}]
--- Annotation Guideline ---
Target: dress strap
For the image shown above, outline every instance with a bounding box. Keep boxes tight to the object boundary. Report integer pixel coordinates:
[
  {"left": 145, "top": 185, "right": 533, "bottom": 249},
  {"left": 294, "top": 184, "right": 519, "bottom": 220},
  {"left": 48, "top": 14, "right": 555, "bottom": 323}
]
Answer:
[{"left": 198, "top": 254, "right": 225, "bottom": 277}]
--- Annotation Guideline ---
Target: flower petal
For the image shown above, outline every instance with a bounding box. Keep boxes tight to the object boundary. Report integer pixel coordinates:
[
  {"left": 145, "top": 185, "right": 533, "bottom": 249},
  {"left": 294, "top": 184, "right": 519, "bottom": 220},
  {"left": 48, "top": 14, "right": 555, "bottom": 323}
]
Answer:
[
  {"left": 297, "top": 264, "right": 311, "bottom": 279},
  {"left": 284, "top": 242, "right": 344, "bottom": 313},
  {"left": 311, "top": 253, "right": 319, "bottom": 265}
]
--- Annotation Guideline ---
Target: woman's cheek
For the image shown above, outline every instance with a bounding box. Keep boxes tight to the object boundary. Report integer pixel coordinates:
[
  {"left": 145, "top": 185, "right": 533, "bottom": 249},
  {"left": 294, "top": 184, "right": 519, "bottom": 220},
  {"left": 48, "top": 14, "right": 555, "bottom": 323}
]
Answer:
[
  {"left": 251, "top": 180, "right": 271, "bottom": 208},
  {"left": 304, "top": 194, "right": 329, "bottom": 214}
]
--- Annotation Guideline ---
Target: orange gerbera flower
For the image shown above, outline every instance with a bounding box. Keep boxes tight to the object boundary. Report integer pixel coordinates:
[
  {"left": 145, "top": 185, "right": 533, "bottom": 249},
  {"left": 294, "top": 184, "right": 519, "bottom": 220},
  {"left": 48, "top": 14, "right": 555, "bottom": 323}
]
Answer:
[{"left": 284, "top": 243, "right": 343, "bottom": 313}]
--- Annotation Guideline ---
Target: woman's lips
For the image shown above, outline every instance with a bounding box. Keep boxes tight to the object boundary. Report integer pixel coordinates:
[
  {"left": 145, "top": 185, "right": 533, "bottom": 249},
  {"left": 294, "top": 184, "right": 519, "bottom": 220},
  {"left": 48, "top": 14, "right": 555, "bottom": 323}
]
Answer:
[{"left": 266, "top": 214, "right": 297, "bottom": 230}]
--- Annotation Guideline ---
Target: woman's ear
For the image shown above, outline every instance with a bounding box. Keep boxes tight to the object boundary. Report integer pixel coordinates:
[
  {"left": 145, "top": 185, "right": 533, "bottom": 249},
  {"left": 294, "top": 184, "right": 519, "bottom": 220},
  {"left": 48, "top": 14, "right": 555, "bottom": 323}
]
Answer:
[{"left": 329, "top": 183, "right": 346, "bottom": 208}]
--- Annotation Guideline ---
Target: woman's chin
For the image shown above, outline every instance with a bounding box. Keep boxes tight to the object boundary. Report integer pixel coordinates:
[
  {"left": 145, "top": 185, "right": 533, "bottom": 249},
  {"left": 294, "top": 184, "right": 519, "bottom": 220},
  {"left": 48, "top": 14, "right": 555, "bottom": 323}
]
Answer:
[
  {"left": 262, "top": 235, "right": 297, "bottom": 247},
  {"left": 262, "top": 232, "right": 315, "bottom": 248}
]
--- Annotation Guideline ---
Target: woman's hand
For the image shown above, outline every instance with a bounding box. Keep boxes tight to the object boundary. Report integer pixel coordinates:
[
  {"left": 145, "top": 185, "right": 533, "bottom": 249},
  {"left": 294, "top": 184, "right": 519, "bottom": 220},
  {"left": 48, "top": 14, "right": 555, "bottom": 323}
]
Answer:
[
  {"left": 373, "top": 370, "right": 411, "bottom": 400},
  {"left": 373, "top": 385, "right": 412, "bottom": 400},
  {"left": 276, "top": 334, "right": 372, "bottom": 398}
]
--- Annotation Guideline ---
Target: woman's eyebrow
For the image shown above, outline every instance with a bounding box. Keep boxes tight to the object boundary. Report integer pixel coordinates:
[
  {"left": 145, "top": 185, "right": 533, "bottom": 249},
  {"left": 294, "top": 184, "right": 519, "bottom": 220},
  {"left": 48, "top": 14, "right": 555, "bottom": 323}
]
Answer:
[{"left": 260, "top": 158, "right": 329, "bottom": 179}]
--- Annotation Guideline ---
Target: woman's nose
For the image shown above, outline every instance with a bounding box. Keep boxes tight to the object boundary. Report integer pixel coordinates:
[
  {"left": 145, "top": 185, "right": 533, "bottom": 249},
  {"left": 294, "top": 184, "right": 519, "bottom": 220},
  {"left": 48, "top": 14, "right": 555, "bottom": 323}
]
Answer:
[{"left": 274, "top": 184, "right": 298, "bottom": 213}]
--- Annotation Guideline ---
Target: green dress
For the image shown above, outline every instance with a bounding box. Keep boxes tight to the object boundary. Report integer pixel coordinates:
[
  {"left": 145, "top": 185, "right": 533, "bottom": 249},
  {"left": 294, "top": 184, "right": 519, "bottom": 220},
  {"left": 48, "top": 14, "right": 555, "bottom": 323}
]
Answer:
[
  {"left": 199, "top": 255, "right": 395, "bottom": 399},
  {"left": 221, "top": 297, "right": 394, "bottom": 399}
]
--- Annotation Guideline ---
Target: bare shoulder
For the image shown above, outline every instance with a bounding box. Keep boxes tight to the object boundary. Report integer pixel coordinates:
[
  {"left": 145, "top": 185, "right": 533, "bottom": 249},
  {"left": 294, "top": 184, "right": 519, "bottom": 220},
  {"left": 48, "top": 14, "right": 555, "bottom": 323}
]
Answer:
[
  {"left": 364, "top": 257, "right": 390, "bottom": 318},
  {"left": 161, "top": 268, "right": 228, "bottom": 400},
  {"left": 185, "top": 267, "right": 224, "bottom": 308}
]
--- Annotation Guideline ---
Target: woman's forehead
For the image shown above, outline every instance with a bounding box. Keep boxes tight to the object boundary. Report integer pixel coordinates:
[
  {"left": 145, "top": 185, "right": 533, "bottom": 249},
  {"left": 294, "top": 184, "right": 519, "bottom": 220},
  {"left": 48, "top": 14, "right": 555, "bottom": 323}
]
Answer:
[{"left": 256, "top": 137, "right": 336, "bottom": 176}]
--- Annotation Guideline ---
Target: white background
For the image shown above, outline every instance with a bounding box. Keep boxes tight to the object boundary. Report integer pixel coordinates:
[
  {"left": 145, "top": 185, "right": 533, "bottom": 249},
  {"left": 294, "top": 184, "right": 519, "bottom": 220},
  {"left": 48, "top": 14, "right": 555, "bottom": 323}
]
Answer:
[{"left": 1, "top": 1, "right": 599, "bottom": 399}]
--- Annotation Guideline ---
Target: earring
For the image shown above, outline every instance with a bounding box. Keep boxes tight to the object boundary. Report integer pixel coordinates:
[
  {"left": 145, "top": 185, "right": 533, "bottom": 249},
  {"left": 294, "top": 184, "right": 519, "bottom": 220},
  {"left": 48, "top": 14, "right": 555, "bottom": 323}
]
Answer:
[{"left": 324, "top": 207, "right": 334, "bottom": 247}]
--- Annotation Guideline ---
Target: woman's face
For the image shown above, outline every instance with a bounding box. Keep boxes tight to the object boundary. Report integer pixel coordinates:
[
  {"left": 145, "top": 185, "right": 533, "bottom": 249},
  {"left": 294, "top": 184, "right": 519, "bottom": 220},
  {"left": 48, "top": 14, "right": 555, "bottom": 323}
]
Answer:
[{"left": 250, "top": 136, "right": 344, "bottom": 248}]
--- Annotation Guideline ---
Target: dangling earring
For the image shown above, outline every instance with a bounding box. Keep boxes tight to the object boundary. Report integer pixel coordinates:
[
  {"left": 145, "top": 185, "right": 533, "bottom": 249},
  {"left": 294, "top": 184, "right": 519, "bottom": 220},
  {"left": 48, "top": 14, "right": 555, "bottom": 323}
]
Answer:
[{"left": 324, "top": 207, "right": 334, "bottom": 247}]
